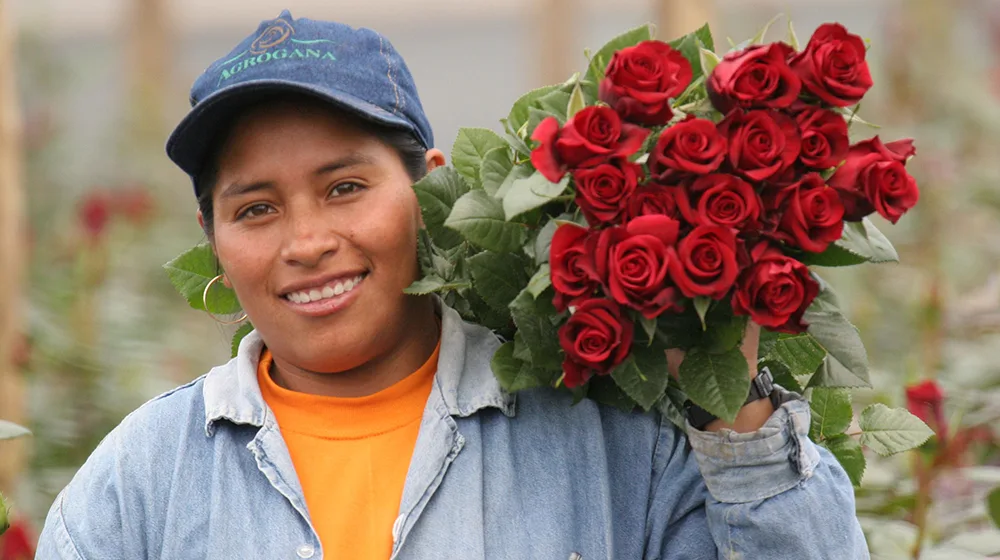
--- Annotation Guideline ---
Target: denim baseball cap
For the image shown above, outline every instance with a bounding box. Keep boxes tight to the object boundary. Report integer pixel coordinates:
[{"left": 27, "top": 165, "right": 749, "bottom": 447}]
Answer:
[{"left": 166, "top": 10, "right": 434, "bottom": 187}]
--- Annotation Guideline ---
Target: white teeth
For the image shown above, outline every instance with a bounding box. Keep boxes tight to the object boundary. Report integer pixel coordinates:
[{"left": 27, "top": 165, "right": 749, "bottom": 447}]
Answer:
[{"left": 287, "top": 274, "right": 365, "bottom": 304}]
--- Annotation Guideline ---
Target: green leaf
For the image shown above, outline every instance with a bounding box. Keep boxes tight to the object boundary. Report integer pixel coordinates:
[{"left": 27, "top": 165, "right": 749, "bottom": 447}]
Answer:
[
  {"left": 656, "top": 384, "right": 689, "bottom": 430},
  {"left": 764, "top": 333, "right": 826, "bottom": 378},
  {"left": 163, "top": 244, "right": 241, "bottom": 314},
  {"left": 668, "top": 34, "right": 705, "bottom": 80},
  {"left": 638, "top": 315, "right": 657, "bottom": 345},
  {"left": 859, "top": 404, "right": 934, "bottom": 456},
  {"left": 763, "top": 360, "right": 803, "bottom": 393},
  {"left": 751, "top": 14, "right": 784, "bottom": 45},
  {"left": 0, "top": 420, "right": 31, "bottom": 441},
  {"left": 822, "top": 434, "right": 866, "bottom": 486},
  {"left": 702, "top": 310, "right": 747, "bottom": 354},
  {"left": 479, "top": 147, "right": 514, "bottom": 197},
  {"left": 588, "top": 376, "right": 637, "bottom": 412},
  {"left": 494, "top": 164, "right": 534, "bottom": 201},
  {"left": 468, "top": 251, "right": 531, "bottom": 312},
  {"left": 567, "top": 82, "right": 587, "bottom": 119},
  {"left": 693, "top": 297, "right": 711, "bottom": 330},
  {"left": 445, "top": 190, "right": 527, "bottom": 253},
  {"left": 527, "top": 264, "right": 552, "bottom": 299},
  {"left": 584, "top": 24, "right": 654, "bottom": 85},
  {"left": 465, "top": 290, "right": 512, "bottom": 334},
  {"left": 611, "top": 341, "right": 670, "bottom": 411},
  {"left": 451, "top": 128, "right": 507, "bottom": 186},
  {"left": 805, "top": 308, "right": 872, "bottom": 388},
  {"left": 508, "top": 84, "right": 561, "bottom": 133},
  {"left": 413, "top": 167, "right": 471, "bottom": 249},
  {"left": 231, "top": 322, "right": 254, "bottom": 358},
  {"left": 533, "top": 89, "right": 572, "bottom": 125},
  {"left": 809, "top": 388, "right": 853, "bottom": 440},
  {"left": 699, "top": 46, "right": 720, "bottom": 76},
  {"left": 692, "top": 23, "right": 716, "bottom": 53},
  {"left": 491, "top": 342, "right": 554, "bottom": 392},
  {"left": 513, "top": 331, "right": 533, "bottom": 362},
  {"left": 509, "top": 288, "right": 563, "bottom": 370},
  {"left": 678, "top": 347, "right": 750, "bottom": 423},
  {"left": 532, "top": 218, "right": 562, "bottom": 266},
  {"left": 503, "top": 173, "right": 570, "bottom": 221},
  {"left": 797, "top": 242, "right": 869, "bottom": 267},
  {"left": 838, "top": 218, "right": 900, "bottom": 264},
  {"left": 987, "top": 487, "right": 1000, "bottom": 529},
  {"left": 403, "top": 275, "right": 470, "bottom": 295}
]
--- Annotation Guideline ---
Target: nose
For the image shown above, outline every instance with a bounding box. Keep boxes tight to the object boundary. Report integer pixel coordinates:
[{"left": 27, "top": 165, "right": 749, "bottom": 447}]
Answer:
[{"left": 279, "top": 203, "right": 342, "bottom": 268}]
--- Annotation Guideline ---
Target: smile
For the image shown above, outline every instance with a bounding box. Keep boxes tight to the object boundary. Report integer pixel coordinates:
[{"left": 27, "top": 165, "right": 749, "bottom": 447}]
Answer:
[{"left": 284, "top": 274, "right": 366, "bottom": 304}]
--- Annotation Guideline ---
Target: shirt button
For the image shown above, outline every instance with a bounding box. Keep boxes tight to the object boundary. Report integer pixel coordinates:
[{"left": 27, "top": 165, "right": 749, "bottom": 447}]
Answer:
[{"left": 296, "top": 544, "right": 315, "bottom": 558}]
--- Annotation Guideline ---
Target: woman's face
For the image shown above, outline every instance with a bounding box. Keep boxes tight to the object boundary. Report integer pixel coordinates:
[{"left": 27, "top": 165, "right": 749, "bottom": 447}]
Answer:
[{"left": 205, "top": 101, "right": 441, "bottom": 374}]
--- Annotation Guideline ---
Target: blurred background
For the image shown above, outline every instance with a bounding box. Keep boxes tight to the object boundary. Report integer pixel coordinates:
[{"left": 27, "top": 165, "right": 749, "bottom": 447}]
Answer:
[{"left": 0, "top": 0, "right": 998, "bottom": 558}]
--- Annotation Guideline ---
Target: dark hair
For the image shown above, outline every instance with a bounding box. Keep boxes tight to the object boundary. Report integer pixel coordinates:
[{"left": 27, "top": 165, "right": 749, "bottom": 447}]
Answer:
[{"left": 194, "top": 96, "right": 429, "bottom": 237}]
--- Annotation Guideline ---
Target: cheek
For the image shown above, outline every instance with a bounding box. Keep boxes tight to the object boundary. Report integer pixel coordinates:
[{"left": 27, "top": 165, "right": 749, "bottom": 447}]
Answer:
[
  {"left": 213, "top": 226, "right": 281, "bottom": 306},
  {"left": 357, "top": 187, "right": 422, "bottom": 282}
]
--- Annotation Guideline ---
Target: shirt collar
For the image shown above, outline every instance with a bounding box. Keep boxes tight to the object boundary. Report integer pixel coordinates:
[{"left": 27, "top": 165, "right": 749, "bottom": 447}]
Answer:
[{"left": 202, "top": 299, "right": 515, "bottom": 436}]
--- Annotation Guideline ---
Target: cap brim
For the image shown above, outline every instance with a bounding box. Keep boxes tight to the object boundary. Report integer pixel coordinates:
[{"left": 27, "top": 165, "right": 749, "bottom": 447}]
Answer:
[{"left": 166, "top": 79, "right": 420, "bottom": 181}]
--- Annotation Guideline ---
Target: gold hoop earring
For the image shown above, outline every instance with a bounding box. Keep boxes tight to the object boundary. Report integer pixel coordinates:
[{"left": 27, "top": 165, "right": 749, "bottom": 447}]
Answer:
[{"left": 202, "top": 274, "right": 248, "bottom": 325}]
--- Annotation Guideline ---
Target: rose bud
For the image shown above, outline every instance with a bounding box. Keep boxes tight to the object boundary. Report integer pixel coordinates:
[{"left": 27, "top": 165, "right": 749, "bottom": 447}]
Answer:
[
  {"left": 593, "top": 215, "right": 684, "bottom": 319},
  {"left": 795, "top": 106, "right": 849, "bottom": 170},
  {"left": 599, "top": 40, "right": 693, "bottom": 126},
  {"left": 827, "top": 136, "right": 918, "bottom": 223},
  {"left": 731, "top": 241, "right": 820, "bottom": 333},
  {"left": 789, "top": 23, "right": 873, "bottom": 107},
  {"left": 906, "top": 380, "right": 948, "bottom": 442},
  {"left": 718, "top": 109, "right": 801, "bottom": 183},
  {"left": 550, "top": 223, "right": 600, "bottom": 312},
  {"left": 531, "top": 107, "right": 650, "bottom": 183},
  {"left": 573, "top": 159, "right": 644, "bottom": 227},
  {"left": 669, "top": 224, "right": 741, "bottom": 300},
  {"left": 676, "top": 173, "right": 762, "bottom": 232},
  {"left": 707, "top": 42, "right": 802, "bottom": 114},
  {"left": 648, "top": 116, "right": 728, "bottom": 182},
  {"left": 558, "top": 298, "right": 634, "bottom": 388},
  {"left": 772, "top": 173, "right": 845, "bottom": 253}
]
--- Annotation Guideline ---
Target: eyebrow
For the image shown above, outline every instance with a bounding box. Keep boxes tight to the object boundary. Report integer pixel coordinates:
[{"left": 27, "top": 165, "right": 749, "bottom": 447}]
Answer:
[{"left": 218, "top": 152, "right": 378, "bottom": 200}]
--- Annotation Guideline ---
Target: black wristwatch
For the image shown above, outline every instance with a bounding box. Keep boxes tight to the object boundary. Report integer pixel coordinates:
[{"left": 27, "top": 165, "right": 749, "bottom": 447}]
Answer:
[{"left": 684, "top": 366, "right": 777, "bottom": 430}]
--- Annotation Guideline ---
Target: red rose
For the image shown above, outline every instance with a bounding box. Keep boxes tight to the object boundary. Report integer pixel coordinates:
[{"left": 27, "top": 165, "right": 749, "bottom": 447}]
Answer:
[
  {"left": 789, "top": 23, "right": 873, "bottom": 107},
  {"left": 707, "top": 43, "right": 801, "bottom": 114},
  {"left": 795, "top": 106, "right": 849, "bottom": 169},
  {"left": 905, "top": 380, "right": 947, "bottom": 439},
  {"left": 550, "top": 224, "right": 599, "bottom": 312},
  {"left": 559, "top": 298, "right": 634, "bottom": 388},
  {"left": 573, "top": 160, "right": 644, "bottom": 227},
  {"left": 648, "top": 116, "right": 728, "bottom": 182},
  {"left": 79, "top": 190, "right": 112, "bottom": 239},
  {"left": 772, "top": 173, "right": 845, "bottom": 253},
  {"left": 669, "top": 225, "right": 740, "bottom": 300},
  {"left": 827, "top": 137, "right": 918, "bottom": 223},
  {"left": 599, "top": 40, "right": 693, "bottom": 126},
  {"left": 719, "top": 109, "right": 801, "bottom": 183},
  {"left": 594, "top": 215, "right": 683, "bottom": 319},
  {"left": 531, "top": 107, "right": 650, "bottom": 183},
  {"left": 676, "top": 173, "right": 762, "bottom": 231},
  {"left": 731, "top": 241, "right": 819, "bottom": 333},
  {"left": 626, "top": 183, "right": 684, "bottom": 221}
]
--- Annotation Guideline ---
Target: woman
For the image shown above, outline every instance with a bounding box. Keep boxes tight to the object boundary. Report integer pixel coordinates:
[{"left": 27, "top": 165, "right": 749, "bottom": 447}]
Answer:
[{"left": 36, "top": 11, "right": 868, "bottom": 560}]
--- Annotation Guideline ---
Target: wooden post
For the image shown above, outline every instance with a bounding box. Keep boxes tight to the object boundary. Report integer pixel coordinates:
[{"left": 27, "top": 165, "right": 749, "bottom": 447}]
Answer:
[
  {"left": 656, "top": 0, "right": 715, "bottom": 39},
  {"left": 0, "top": 0, "right": 28, "bottom": 492},
  {"left": 537, "top": 0, "right": 577, "bottom": 85},
  {"left": 125, "top": 0, "right": 171, "bottom": 147}
]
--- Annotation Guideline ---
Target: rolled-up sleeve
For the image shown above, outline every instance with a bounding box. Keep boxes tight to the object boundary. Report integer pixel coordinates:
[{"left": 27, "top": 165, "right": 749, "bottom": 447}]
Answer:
[{"left": 646, "top": 389, "right": 870, "bottom": 559}]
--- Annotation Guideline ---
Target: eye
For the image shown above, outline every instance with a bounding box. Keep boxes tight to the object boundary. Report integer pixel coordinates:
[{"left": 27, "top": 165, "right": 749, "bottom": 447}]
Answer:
[
  {"left": 329, "top": 182, "right": 365, "bottom": 198},
  {"left": 237, "top": 203, "right": 275, "bottom": 220}
]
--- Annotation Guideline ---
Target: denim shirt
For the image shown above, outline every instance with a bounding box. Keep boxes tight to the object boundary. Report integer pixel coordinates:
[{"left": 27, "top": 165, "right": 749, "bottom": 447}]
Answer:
[{"left": 36, "top": 303, "right": 869, "bottom": 559}]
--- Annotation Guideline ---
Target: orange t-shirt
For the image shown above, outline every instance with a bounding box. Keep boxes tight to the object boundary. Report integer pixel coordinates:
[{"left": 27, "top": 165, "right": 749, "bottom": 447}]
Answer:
[{"left": 257, "top": 344, "right": 440, "bottom": 559}]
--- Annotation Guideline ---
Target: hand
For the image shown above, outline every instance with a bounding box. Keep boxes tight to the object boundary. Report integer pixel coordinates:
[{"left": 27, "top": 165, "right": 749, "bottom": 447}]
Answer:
[{"left": 665, "top": 320, "right": 774, "bottom": 433}]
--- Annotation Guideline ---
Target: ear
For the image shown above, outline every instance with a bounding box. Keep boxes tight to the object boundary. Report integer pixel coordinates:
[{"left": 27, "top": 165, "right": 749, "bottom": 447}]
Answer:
[{"left": 425, "top": 148, "right": 446, "bottom": 172}]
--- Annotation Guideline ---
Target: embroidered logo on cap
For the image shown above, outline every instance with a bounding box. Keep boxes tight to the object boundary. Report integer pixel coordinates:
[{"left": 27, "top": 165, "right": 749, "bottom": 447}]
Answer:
[{"left": 250, "top": 19, "right": 294, "bottom": 54}]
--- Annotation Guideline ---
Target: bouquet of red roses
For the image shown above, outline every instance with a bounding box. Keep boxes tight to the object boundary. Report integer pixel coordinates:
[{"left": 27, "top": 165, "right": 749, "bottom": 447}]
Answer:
[
  {"left": 403, "top": 18, "right": 930, "bottom": 485},
  {"left": 166, "top": 18, "right": 933, "bottom": 486}
]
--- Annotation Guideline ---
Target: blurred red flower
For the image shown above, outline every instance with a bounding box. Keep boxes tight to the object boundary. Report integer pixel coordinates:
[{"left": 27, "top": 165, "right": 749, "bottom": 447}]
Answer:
[
  {"left": 0, "top": 518, "right": 35, "bottom": 560},
  {"left": 114, "top": 185, "right": 156, "bottom": 226},
  {"left": 78, "top": 190, "right": 112, "bottom": 239},
  {"left": 906, "top": 380, "right": 947, "bottom": 443}
]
